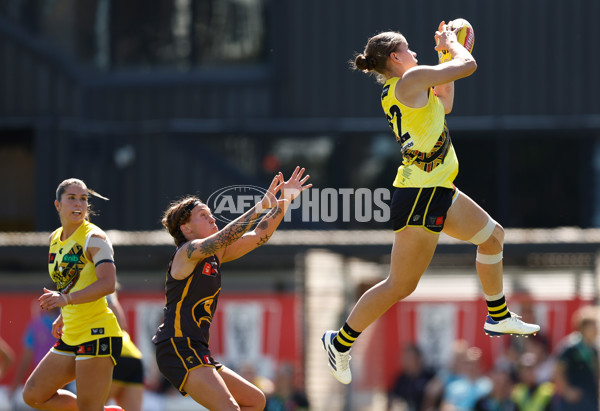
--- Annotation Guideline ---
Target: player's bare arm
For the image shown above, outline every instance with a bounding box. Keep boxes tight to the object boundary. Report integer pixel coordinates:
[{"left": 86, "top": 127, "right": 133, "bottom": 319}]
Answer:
[
  {"left": 171, "top": 174, "right": 284, "bottom": 279},
  {"left": 220, "top": 167, "right": 311, "bottom": 263},
  {"left": 397, "top": 23, "right": 476, "bottom": 108}
]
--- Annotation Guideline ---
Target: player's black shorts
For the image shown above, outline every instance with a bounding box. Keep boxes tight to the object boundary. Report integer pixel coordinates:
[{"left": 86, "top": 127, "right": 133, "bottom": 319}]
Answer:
[
  {"left": 390, "top": 186, "right": 456, "bottom": 233},
  {"left": 113, "top": 356, "right": 144, "bottom": 385},
  {"left": 51, "top": 336, "right": 122, "bottom": 365},
  {"left": 155, "top": 337, "right": 223, "bottom": 396}
]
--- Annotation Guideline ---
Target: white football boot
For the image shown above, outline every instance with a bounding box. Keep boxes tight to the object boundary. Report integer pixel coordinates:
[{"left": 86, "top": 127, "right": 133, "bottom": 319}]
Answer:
[
  {"left": 484, "top": 313, "right": 540, "bottom": 337},
  {"left": 321, "top": 330, "right": 352, "bottom": 384}
]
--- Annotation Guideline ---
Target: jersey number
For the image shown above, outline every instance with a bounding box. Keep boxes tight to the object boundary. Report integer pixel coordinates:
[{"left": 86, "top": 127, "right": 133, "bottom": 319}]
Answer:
[{"left": 386, "top": 105, "right": 411, "bottom": 145}]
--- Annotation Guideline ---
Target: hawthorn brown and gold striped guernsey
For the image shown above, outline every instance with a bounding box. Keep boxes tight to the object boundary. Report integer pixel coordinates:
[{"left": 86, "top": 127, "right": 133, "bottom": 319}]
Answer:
[{"left": 153, "top": 253, "right": 221, "bottom": 344}]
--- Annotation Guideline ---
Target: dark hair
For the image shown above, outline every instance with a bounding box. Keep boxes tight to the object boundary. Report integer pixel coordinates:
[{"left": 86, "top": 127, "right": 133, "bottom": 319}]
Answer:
[
  {"left": 352, "top": 31, "right": 406, "bottom": 84},
  {"left": 162, "top": 196, "right": 203, "bottom": 247},
  {"left": 55, "top": 178, "right": 108, "bottom": 220}
]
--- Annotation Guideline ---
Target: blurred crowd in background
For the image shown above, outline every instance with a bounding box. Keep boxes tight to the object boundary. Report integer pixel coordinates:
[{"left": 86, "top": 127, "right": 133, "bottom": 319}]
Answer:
[
  {"left": 386, "top": 305, "right": 599, "bottom": 411},
  {"left": 1, "top": 304, "right": 598, "bottom": 410}
]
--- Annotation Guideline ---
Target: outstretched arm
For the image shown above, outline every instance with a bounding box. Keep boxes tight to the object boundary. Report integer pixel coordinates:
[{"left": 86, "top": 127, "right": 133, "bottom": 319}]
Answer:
[
  {"left": 220, "top": 167, "right": 311, "bottom": 263},
  {"left": 171, "top": 174, "right": 284, "bottom": 279}
]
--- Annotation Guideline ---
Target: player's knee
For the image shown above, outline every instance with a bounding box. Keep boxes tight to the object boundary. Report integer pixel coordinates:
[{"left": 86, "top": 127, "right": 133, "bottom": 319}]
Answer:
[
  {"left": 22, "top": 384, "right": 45, "bottom": 408},
  {"left": 479, "top": 224, "right": 504, "bottom": 254},
  {"left": 252, "top": 389, "right": 267, "bottom": 411},
  {"left": 469, "top": 217, "right": 503, "bottom": 251},
  {"left": 385, "top": 276, "right": 418, "bottom": 301}
]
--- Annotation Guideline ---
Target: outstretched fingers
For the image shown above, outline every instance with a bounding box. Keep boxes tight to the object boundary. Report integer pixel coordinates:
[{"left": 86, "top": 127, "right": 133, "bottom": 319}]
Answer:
[
  {"left": 267, "top": 173, "right": 283, "bottom": 193},
  {"left": 262, "top": 174, "right": 284, "bottom": 210},
  {"left": 280, "top": 167, "right": 312, "bottom": 202},
  {"left": 437, "top": 21, "right": 445, "bottom": 33},
  {"left": 289, "top": 166, "right": 301, "bottom": 181},
  {"left": 300, "top": 174, "right": 311, "bottom": 187}
]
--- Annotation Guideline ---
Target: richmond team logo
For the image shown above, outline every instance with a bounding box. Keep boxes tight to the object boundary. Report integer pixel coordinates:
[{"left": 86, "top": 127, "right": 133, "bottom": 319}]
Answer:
[{"left": 51, "top": 244, "right": 86, "bottom": 292}]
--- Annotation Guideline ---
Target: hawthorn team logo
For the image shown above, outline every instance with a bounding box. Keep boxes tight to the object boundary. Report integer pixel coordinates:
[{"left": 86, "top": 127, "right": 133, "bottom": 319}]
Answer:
[{"left": 192, "top": 290, "right": 220, "bottom": 327}]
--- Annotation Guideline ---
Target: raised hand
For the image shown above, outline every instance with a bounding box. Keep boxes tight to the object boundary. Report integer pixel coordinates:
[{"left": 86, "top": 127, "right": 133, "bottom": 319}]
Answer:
[
  {"left": 260, "top": 173, "right": 284, "bottom": 211},
  {"left": 280, "top": 166, "right": 312, "bottom": 203},
  {"left": 434, "top": 20, "right": 458, "bottom": 52}
]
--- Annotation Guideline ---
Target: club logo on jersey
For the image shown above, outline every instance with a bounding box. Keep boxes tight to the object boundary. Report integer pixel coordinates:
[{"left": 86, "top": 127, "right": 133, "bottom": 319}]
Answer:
[
  {"left": 192, "top": 290, "right": 220, "bottom": 327},
  {"left": 51, "top": 244, "right": 86, "bottom": 293}
]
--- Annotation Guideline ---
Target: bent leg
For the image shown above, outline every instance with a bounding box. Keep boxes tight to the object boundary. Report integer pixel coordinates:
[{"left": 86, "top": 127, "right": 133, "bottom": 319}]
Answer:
[
  {"left": 184, "top": 366, "right": 240, "bottom": 410},
  {"left": 22, "top": 351, "right": 77, "bottom": 411},
  {"left": 220, "top": 366, "right": 266, "bottom": 411},
  {"left": 346, "top": 226, "right": 440, "bottom": 332},
  {"left": 443, "top": 190, "right": 504, "bottom": 296},
  {"left": 75, "top": 356, "right": 115, "bottom": 410},
  {"left": 444, "top": 190, "right": 539, "bottom": 335}
]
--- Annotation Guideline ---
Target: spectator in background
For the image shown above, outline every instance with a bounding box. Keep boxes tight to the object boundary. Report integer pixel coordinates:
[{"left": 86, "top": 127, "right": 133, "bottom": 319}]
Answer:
[
  {"left": 266, "top": 363, "right": 309, "bottom": 411},
  {"left": 9, "top": 306, "right": 58, "bottom": 399},
  {"left": 473, "top": 363, "right": 518, "bottom": 411},
  {"left": 107, "top": 290, "right": 144, "bottom": 411},
  {"left": 553, "top": 305, "right": 598, "bottom": 411},
  {"left": 422, "top": 339, "right": 469, "bottom": 411},
  {"left": 512, "top": 352, "right": 554, "bottom": 411},
  {"left": 0, "top": 335, "right": 15, "bottom": 379},
  {"left": 388, "top": 344, "right": 435, "bottom": 411},
  {"left": 523, "top": 334, "right": 555, "bottom": 384},
  {"left": 440, "top": 346, "right": 491, "bottom": 411}
]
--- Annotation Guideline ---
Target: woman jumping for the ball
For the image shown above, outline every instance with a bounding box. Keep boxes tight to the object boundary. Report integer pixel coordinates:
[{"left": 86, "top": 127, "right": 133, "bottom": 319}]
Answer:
[
  {"left": 322, "top": 21, "right": 540, "bottom": 384},
  {"left": 153, "top": 167, "right": 311, "bottom": 409}
]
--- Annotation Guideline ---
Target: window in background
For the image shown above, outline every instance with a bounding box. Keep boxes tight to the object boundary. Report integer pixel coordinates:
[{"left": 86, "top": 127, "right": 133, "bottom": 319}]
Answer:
[{"left": 0, "top": 0, "right": 268, "bottom": 71}]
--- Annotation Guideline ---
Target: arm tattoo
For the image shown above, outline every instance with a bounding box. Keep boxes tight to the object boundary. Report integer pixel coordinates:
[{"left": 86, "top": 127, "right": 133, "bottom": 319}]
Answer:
[
  {"left": 256, "top": 235, "right": 271, "bottom": 247},
  {"left": 257, "top": 205, "right": 283, "bottom": 231},
  {"left": 196, "top": 205, "right": 263, "bottom": 256},
  {"left": 186, "top": 242, "right": 197, "bottom": 259}
]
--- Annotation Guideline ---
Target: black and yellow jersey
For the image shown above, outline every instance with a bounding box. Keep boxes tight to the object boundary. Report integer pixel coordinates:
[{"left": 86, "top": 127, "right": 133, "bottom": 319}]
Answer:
[
  {"left": 48, "top": 221, "right": 122, "bottom": 345},
  {"left": 381, "top": 77, "right": 459, "bottom": 188},
  {"left": 153, "top": 253, "right": 221, "bottom": 346}
]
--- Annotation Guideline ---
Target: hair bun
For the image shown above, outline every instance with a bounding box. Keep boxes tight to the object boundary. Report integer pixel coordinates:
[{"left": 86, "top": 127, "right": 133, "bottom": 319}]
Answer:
[{"left": 355, "top": 54, "right": 373, "bottom": 71}]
